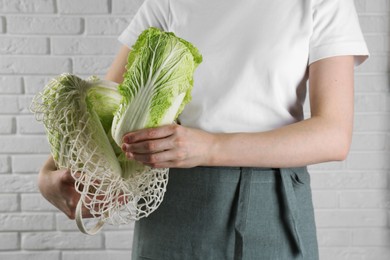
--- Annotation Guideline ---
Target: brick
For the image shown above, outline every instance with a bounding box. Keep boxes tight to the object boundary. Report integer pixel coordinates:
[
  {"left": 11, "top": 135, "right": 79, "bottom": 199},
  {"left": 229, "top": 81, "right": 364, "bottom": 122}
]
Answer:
[
  {"left": 0, "top": 0, "right": 55, "bottom": 13},
  {"left": 0, "top": 232, "right": 18, "bottom": 250},
  {"left": 62, "top": 251, "right": 132, "bottom": 260},
  {"left": 112, "top": 0, "right": 144, "bottom": 14},
  {"left": 352, "top": 229, "right": 390, "bottom": 246},
  {"left": 105, "top": 230, "right": 133, "bottom": 249},
  {"left": 310, "top": 171, "right": 388, "bottom": 189},
  {"left": 386, "top": 206, "right": 390, "bottom": 224},
  {"left": 347, "top": 152, "right": 390, "bottom": 170},
  {"left": 0, "top": 175, "right": 38, "bottom": 192},
  {"left": 0, "top": 155, "right": 10, "bottom": 173},
  {"left": 103, "top": 222, "right": 134, "bottom": 231},
  {"left": 354, "top": 114, "right": 390, "bottom": 132},
  {"left": 0, "top": 194, "right": 18, "bottom": 212},
  {"left": 355, "top": 74, "right": 389, "bottom": 93},
  {"left": 12, "top": 155, "right": 47, "bottom": 173},
  {"left": 7, "top": 16, "right": 83, "bottom": 35},
  {"left": 24, "top": 76, "right": 51, "bottom": 94},
  {"left": 385, "top": 34, "right": 390, "bottom": 52},
  {"left": 0, "top": 252, "right": 60, "bottom": 260},
  {"left": 73, "top": 56, "right": 114, "bottom": 75},
  {"left": 350, "top": 133, "right": 387, "bottom": 151},
  {"left": 312, "top": 191, "right": 339, "bottom": 209},
  {"left": 58, "top": 0, "right": 109, "bottom": 14},
  {"left": 308, "top": 161, "right": 345, "bottom": 171},
  {"left": 52, "top": 37, "right": 120, "bottom": 55},
  {"left": 0, "top": 213, "right": 54, "bottom": 231},
  {"left": 0, "top": 96, "right": 18, "bottom": 114},
  {"left": 315, "top": 210, "right": 387, "bottom": 227},
  {"left": 56, "top": 214, "right": 135, "bottom": 232},
  {"left": 0, "top": 36, "right": 49, "bottom": 54},
  {"left": 356, "top": 55, "right": 390, "bottom": 73},
  {"left": 364, "top": 34, "right": 386, "bottom": 53},
  {"left": 18, "top": 95, "right": 35, "bottom": 114},
  {"left": 0, "top": 136, "right": 49, "bottom": 154},
  {"left": 22, "top": 232, "right": 103, "bottom": 250},
  {"left": 0, "top": 76, "right": 23, "bottom": 93},
  {"left": 354, "top": 94, "right": 387, "bottom": 112},
  {"left": 0, "top": 115, "right": 17, "bottom": 133},
  {"left": 317, "top": 229, "right": 351, "bottom": 246},
  {"left": 320, "top": 247, "right": 390, "bottom": 260},
  {"left": 340, "top": 191, "right": 390, "bottom": 209},
  {"left": 16, "top": 115, "right": 45, "bottom": 134},
  {"left": 355, "top": 0, "right": 390, "bottom": 13},
  {"left": 56, "top": 214, "right": 79, "bottom": 231},
  {"left": 0, "top": 116, "right": 15, "bottom": 134},
  {"left": 0, "top": 57, "right": 71, "bottom": 75},
  {"left": 359, "top": 15, "right": 389, "bottom": 33},
  {"left": 0, "top": 16, "right": 4, "bottom": 33},
  {"left": 85, "top": 17, "right": 131, "bottom": 35},
  {"left": 21, "top": 193, "right": 56, "bottom": 211},
  {"left": 387, "top": 133, "right": 390, "bottom": 149}
]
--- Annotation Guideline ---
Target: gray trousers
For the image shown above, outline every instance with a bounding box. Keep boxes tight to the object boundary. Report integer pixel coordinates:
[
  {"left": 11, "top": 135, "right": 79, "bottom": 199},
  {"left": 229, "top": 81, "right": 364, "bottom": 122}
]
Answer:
[{"left": 131, "top": 166, "right": 319, "bottom": 260}]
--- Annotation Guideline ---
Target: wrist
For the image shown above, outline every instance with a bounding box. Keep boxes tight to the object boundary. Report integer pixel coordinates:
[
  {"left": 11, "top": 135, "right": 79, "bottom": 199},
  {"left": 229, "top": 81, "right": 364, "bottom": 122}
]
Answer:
[
  {"left": 204, "top": 133, "right": 224, "bottom": 166},
  {"left": 204, "top": 132, "right": 249, "bottom": 167}
]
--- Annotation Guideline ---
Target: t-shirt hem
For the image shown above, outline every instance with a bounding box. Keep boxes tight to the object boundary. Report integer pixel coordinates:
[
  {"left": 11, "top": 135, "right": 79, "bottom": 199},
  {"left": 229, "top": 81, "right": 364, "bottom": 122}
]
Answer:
[{"left": 309, "top": 41, "right": 369, "bottom": 66}]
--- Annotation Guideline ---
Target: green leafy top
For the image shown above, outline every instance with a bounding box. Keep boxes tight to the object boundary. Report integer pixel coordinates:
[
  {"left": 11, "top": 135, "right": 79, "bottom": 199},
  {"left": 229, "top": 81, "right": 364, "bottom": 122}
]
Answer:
[{"left": 111, "top": 27, "right": 202, "bottom": 145}]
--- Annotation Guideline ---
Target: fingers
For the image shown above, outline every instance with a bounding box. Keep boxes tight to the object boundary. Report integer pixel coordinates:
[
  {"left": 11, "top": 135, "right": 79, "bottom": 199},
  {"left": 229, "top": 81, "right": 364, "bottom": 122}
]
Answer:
[
  {"left": 122, "top": 124, "right": 178, "bottom": 144},
  {"left": 40, "top": 161, "right": 123, "bottom": 221},
  {"left": 63, "top": 188, "right": 105, "bottom": 220},
  {"left": 121, "top": 125, "right": 184, "bottom": 167},
  {"left": 131, "top": 149, "right": 187, "bottom": 168},
  {"left": 43, "top": 169, "right": 99, "bottom": 220},
  {"left": 64, "top": 194, "right": 91, "bottom": 220},
  {"left": 121, "top": 125, "right": 181, "bottom": 165},
  {"left": 122, "top": 134, "right": 175, "bottom": 155},
  {"left": 120, "top": 124, "right": 209, "bottom": 168}
]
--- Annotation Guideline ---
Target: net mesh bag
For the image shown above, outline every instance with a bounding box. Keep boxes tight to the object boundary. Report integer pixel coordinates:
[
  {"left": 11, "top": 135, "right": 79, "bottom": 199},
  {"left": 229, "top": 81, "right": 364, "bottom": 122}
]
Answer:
[
  {"left": 31, "top": 74, "right": 169, "bottom": 234},
  {"left": 31, "top": 28, "right": 202, "bottom": 235}
]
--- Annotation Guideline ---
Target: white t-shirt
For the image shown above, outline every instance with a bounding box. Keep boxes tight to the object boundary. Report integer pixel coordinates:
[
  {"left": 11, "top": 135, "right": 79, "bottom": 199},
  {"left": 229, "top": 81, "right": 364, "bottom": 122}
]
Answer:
[{"left": 118, "top": 0, "right": 369, "bottom": 133}]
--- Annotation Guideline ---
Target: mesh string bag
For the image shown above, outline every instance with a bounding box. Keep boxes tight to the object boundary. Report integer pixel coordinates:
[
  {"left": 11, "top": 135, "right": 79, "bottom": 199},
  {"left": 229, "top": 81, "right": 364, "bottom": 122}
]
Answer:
[
  {"left": 31, "top": 74, "right": 170, "bottom": 234},
  {"left": 30, "top": 27, "right": 202, "bottom": 235}
]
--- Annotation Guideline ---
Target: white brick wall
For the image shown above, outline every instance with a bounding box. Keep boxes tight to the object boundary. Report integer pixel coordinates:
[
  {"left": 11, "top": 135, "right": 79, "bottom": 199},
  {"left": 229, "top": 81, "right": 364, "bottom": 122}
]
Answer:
[
  {"left": 0, "top": 0, "right": 138, "bottom": 258},
  {"left": 0, "top": 0, "right": 388, "bottom": 259},
  {"left": 308, "top": 1, "right": 390, "bottom": 259}
]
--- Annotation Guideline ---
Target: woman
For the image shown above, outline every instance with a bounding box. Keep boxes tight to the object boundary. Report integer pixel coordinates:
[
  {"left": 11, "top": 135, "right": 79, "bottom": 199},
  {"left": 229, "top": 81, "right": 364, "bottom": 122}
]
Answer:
[{"left": 39, "top": 0, "right": 369, "bottom": 259}]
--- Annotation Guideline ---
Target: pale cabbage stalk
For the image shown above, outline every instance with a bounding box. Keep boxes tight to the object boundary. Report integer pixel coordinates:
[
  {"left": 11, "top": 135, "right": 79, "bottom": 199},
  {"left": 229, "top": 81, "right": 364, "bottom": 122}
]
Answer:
[{"left": 31, "top": 27, "right": 202, "bottom": 235}]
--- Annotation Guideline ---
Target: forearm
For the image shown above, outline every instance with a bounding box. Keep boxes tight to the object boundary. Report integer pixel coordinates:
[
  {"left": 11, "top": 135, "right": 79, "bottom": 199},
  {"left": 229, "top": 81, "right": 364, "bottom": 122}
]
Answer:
[
  {"left": 209, "top": 56, "right": 355, "bottom": 168},
  {"left": 105, "top": 45, "right": 130, "bottom": 83},
  {"left": 209, "top": 116, "right": 351, "bottom": 168}
]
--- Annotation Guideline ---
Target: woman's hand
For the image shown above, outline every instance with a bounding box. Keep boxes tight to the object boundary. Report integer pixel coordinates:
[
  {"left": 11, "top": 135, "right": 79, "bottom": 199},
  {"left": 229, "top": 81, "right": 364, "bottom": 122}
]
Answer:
[
  {"left": 38, "top": 156, "right": 93, "bottom": 219},
  {"left": 121, "top": 124, "right": 216, "bottom": 168}
]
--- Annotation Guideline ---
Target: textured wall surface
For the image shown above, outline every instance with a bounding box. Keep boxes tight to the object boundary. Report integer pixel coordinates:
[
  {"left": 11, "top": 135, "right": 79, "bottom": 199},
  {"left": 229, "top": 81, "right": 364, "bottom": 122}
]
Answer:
[{"left": 0, "top": 0, "right": 389, "bottom": 259}]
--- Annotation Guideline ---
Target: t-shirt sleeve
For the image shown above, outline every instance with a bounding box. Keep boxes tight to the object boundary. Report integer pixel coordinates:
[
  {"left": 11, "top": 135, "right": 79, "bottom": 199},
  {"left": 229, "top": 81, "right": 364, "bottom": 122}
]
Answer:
[
  {"left": 118, "top": 0, "right": 170, "bottom": 48},
  {"left": 309, "top": 0, "right": 369, "bottom": 66}
]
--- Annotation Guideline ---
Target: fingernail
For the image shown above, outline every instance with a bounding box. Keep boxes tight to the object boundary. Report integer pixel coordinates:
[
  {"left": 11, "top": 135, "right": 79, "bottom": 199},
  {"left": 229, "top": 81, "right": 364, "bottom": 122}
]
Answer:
[
  {"left": 126, "top": 152, "right": 134, "bottom": 159},
  {"left": 121, "top": 144, "right": 128, "bottom": 152},
  {"left": 123, "top": 136, "right": 129, "bottom": 144}
]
